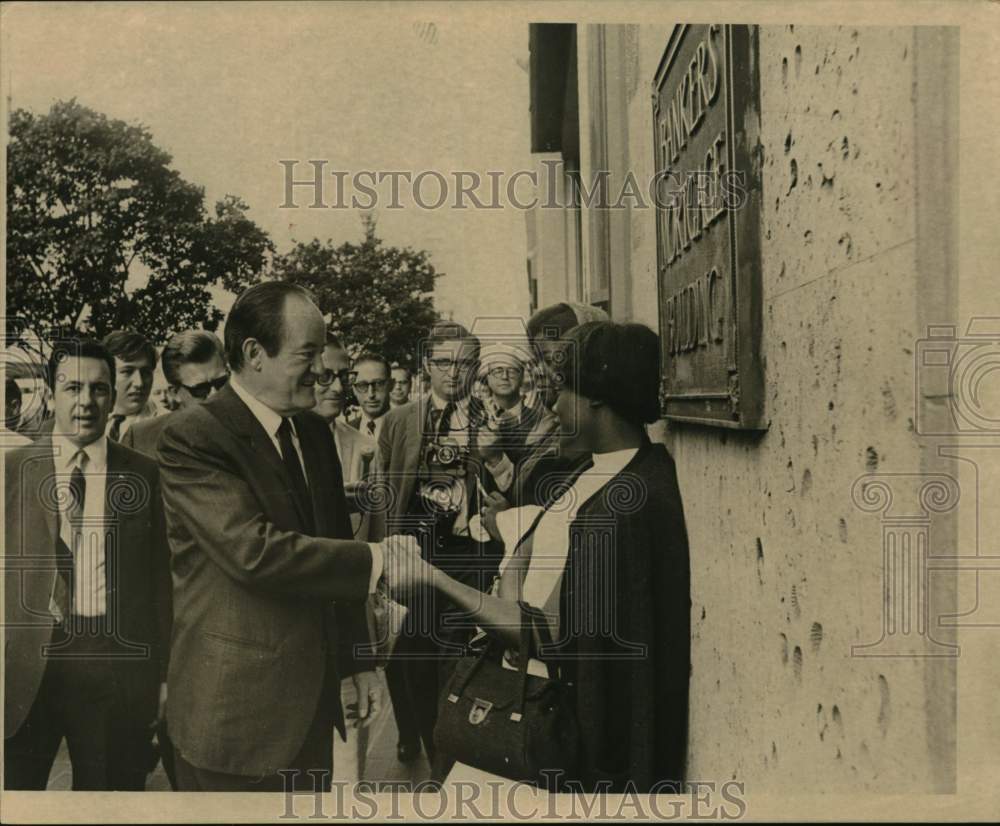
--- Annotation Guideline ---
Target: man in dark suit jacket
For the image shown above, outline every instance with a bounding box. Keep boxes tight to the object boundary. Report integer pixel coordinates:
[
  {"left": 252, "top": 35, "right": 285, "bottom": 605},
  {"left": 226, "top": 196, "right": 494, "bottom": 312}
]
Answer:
[
  {"left": 157, "top": 282, "right": 415, "bottom": 792},
  {"left": 4, "top": 338, "right": 171, "bottom": 790},
  {"left": 122, "top": 329, "right": 230, "bottom": 459},
  {"left": 120, "top": 328, "right": 229, "bottom": 789}
]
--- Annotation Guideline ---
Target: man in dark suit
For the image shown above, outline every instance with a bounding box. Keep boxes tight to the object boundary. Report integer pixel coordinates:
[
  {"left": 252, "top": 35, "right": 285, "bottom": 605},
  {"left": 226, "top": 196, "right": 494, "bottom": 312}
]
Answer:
[
  {"left": 4, "top": 338, "right": 172, "bottom": 790},
  {"left": 120, "top": 328, "right": 228, "bottom": 790},
  {"left": 368, "top": 321, "right": 512, "bottom": 766},
  {"left": 157, "top": 281, "right": 415, "bottom": 792},
  {"left": 122, "top": 329, "right": 228, "bottom": 457}
]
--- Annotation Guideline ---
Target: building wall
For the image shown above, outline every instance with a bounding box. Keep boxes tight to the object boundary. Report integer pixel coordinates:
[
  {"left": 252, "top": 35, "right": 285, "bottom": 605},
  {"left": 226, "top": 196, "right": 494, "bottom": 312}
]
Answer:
[{"left": 611, "top": 24, "right": 957, "bottom": 791}]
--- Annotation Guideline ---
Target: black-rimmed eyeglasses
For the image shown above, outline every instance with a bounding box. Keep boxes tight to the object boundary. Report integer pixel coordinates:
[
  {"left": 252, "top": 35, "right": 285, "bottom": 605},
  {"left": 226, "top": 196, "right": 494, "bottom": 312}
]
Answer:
[
  {"left": 315, "top": 368, "right": 354, "bottom": 388},
  {"left": 353, "top": 379, "right": 392, "bottom": 394}
]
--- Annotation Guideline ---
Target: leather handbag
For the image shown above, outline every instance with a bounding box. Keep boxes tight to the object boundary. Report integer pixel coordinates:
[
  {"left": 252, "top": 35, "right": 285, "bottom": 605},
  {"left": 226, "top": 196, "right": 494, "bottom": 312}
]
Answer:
[{"left": 432, "top": 602, "right": 580, "bottom": 788}]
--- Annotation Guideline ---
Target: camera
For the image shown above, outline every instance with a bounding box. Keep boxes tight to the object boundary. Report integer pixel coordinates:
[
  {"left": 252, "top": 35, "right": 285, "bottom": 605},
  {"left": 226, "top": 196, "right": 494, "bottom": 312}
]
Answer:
[
  {"left": 914, "top": 319, "right": 1000, "bottom": 435},
  {"left": 423, "top": 436, "right": 470, "bottom": 476}
]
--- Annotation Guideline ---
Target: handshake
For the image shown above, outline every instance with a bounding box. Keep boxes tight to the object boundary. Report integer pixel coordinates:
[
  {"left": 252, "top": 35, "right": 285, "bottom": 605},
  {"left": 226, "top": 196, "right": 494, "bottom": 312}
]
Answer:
[{"left": 378, "top": 534, "right": 436, "bottom": 594}]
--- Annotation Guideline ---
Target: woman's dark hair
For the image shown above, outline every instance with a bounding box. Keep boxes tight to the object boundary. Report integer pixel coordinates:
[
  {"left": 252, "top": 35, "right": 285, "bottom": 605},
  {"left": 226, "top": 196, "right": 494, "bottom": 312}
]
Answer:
[
  {"left": 47, "top": 338, "right": 117, "bottom": 390},
  {"left": 225, "top": 281, "right": 316, "bottom": 371},
  {"left": 559, "top": 321, "right": 661, "bottom": 425}
]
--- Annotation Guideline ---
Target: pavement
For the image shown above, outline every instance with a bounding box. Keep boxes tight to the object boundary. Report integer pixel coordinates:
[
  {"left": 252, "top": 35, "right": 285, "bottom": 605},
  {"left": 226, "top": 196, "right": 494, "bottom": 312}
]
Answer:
[{"left": 46, "top": 671, "right": 432, "bottom": 791}]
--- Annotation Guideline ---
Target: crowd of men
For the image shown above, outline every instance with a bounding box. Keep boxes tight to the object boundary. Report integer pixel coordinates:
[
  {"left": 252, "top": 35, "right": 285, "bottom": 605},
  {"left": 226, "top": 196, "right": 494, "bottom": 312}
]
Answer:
[{"left": 3, "top": 281, "right": 564, "bottom": 791}]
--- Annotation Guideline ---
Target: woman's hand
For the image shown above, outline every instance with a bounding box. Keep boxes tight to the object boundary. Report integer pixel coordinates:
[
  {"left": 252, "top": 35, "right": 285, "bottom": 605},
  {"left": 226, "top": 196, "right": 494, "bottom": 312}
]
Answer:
[{"left": 481, "top": 492, "right": 510, "bottom": 542}]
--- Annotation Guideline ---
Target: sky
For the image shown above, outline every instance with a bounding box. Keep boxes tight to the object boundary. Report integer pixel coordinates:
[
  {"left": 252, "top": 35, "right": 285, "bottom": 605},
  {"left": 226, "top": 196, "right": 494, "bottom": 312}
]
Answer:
[{"left": 2, "top": 2, "right": 536, "bottom": 332}]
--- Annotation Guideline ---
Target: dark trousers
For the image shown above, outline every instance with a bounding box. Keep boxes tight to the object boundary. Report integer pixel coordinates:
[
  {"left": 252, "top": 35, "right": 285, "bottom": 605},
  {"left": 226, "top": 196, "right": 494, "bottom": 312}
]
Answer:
[
  {"left": 386, "top": 531, "right": 497, "bottom": 776},
  {"left": 172, "top": 677, "right": 336, "bottom": 792},
  {"left": 385, "top": 626, "right": 441, "bottom": 758},
  {"left": 5, "top": 626, "right": 154, "bottom": 791},
  {"left": 157, "top": 719, "right": 179, "bottom": 790}
]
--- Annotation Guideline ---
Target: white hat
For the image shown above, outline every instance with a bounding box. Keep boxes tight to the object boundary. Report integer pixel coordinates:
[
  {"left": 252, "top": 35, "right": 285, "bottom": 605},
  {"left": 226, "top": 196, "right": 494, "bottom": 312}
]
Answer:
[{"left": 478, "top": 341, "right": 532, "bottom": 375}]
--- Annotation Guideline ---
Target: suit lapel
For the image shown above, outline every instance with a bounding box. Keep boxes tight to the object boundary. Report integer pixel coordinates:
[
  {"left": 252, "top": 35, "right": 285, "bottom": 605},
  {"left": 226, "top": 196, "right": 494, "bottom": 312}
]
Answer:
[
  {"left": 30, "top": 442, "right": 60, "bottom": 554},
  {"left": 397, "top": 403, "right": 424, "bottom": 515},
  {"left": 205, "top": 385, "right": 307, "bottom": 531},
  {"left": 105, "top": 441, "right": 127, "bottom": 604}
]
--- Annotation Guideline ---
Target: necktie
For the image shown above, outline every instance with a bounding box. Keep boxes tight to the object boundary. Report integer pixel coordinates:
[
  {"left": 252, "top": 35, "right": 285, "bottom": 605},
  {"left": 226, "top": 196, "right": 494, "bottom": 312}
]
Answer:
[
  {"left": 108, "top": 414, "right": 126, "bottom": 442},
  {"left": 277, "top": 418, "right": 315, "bottom": 533},
  {"left": 436, "top": 402, "right": 456, "bottom": 438},
  {"left": 52, "top": 450, "right": 87, "bottom": 621},
  {"left": 366, "top": 419, "right": 376, "bottom": 437}
]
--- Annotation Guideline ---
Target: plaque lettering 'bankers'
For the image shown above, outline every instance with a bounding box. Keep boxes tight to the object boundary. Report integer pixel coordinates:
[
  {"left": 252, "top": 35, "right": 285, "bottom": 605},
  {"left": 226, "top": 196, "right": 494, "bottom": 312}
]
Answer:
[{"left": 653, "top": 25, "right": 766, "bottom": 429}]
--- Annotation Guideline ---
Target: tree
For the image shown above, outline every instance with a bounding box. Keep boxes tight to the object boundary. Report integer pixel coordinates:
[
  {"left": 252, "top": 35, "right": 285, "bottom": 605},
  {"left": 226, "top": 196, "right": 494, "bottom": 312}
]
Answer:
[
  {"left": 6, "top": 99, "right": 273, "bottom": 354},
  {"left": 271, "top": 214, "right": 440, "bottom": 367}
]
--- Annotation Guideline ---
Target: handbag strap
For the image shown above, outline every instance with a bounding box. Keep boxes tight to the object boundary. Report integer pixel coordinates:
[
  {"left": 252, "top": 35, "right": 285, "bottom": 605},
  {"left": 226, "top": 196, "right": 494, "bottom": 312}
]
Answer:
[
  {"left": 449, "top": 603, "right": 539, "bottom": 722},
  {"left": 513, "top": 600, "right": 550, "bottom": 720}
]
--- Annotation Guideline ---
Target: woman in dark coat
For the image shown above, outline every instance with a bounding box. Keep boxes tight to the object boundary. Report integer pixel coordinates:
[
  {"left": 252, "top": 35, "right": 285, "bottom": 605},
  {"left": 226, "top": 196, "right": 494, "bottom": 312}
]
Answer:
[{"left": 390, "top": 321, "right": 691, "bottom": 791}]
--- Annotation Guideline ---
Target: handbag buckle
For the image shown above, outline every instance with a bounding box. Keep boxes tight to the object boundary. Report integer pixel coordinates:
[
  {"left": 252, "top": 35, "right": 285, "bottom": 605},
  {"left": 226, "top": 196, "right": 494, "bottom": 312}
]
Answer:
[{"left": 468, "top": 698, "right": 493, "bottom": 725}]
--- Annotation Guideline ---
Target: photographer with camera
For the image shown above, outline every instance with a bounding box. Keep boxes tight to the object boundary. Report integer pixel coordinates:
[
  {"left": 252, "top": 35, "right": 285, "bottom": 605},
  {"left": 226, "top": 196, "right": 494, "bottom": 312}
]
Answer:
[{"left": 366, "top": 321, "right": 513, "bottom": 775}]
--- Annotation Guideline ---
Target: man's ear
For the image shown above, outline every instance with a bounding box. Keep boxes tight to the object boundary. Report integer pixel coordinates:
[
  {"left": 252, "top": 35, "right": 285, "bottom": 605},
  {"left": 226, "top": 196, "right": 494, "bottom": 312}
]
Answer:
[{"left": 243, "top": 339, "right": 263, "bottom": 371}]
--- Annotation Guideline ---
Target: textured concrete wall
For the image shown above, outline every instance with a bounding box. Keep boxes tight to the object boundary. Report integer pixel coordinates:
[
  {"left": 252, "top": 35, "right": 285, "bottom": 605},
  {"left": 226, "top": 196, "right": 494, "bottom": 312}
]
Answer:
[{"left": 622, "top": 24, "right": 956, "bottom": 791}]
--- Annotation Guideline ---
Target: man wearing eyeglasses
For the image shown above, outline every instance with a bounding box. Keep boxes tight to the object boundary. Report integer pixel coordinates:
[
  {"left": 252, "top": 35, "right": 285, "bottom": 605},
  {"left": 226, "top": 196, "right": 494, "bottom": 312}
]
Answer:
[
  {"left": 367, "top": 321, "right": 513, "bottom": 772},
  {"left": 314, "top": 335, "right": 376, "bottom": 530},
  {"left": 389, "top": 364, "right": 412, "bottom": 408},
  {"left": 350, "top": 353, "right": 393, "bottom": 443},
  {"left": 121, "top": 330, "right": 228, "bottom": 461}
]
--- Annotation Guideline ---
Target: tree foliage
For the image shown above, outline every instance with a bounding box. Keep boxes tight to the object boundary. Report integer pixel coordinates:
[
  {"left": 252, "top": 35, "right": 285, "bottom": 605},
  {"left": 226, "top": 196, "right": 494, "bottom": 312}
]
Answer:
[
  {"left": 271, "top": 214, "right": 440, "bottom": 368},
  {"left": 6, "top": 99, "right": 273, "bottom": 353}
]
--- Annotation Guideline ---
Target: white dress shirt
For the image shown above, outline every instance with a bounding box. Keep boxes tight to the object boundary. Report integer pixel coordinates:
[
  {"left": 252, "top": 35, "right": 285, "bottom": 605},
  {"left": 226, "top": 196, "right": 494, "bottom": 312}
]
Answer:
[
  {"left": 230, "top": 376, "right": 383, "bottom": 592},
  {"left": 51, "top": 433, "right": 110, "bottom": 618}
]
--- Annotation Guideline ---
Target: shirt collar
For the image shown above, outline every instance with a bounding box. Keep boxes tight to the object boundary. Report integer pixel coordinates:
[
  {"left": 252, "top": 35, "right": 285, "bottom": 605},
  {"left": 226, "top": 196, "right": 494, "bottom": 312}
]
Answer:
[
  {"left": 52, "top": 432, "right": 108, "bottom": 473},
  {"left": 230, "top": 375, "right": 285, "bottom": 440},
  {"left": 590, "top": 446, "right": 640, "bottom": 471}
]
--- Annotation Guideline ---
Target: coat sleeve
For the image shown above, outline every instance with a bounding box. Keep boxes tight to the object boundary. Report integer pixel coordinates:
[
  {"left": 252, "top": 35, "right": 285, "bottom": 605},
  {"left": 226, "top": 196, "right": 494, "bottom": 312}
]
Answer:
[
  {"left": 334, "top": 599, "right": 374, "bottom": 677},
  {"left": 158, "top": 413, "right": 373, "bottom": 601},
  {"left": 564, "top": 483, "right": 690, "bottom": 792},
  {"left": 148, "top": 468, "right": 173, "bottom": 682}
]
